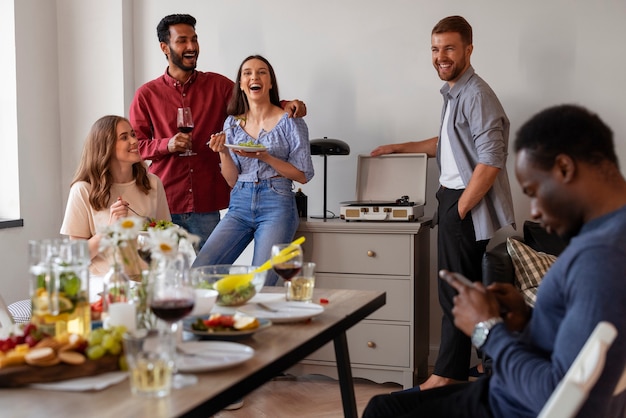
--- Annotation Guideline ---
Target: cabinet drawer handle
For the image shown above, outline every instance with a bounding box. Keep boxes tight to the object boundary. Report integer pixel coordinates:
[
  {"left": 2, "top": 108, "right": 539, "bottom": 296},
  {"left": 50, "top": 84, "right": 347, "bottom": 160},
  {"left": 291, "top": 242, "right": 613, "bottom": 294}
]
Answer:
[
  {"left": 367, "top": 250, "right": 375, "bottom": 258},
  {"left": 367, "top": 341, "right": 376, "bottom": 348}
]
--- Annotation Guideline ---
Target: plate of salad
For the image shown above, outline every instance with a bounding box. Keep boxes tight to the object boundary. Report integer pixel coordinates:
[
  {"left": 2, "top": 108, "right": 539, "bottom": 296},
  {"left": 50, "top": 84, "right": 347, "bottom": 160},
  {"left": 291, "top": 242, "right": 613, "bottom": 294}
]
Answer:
[
  {"left": 225, "top": 143, "right": 267, "bottom": 152},
  {"left": 183, "top": 313, "right": 271, "bottom": 341}
]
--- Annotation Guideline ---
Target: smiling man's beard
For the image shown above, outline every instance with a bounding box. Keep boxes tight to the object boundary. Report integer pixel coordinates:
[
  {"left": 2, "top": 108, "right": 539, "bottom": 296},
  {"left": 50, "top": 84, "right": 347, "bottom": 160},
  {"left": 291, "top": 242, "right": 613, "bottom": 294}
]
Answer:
[
  {"left": 170, "top": 50, "right": 197, "bottom": 72},
  {"left": 437, "top": 66, "right": 461, "bottom": 81},
  {"left": 436, "top": 55, "right": 467, "bottom": 82}
]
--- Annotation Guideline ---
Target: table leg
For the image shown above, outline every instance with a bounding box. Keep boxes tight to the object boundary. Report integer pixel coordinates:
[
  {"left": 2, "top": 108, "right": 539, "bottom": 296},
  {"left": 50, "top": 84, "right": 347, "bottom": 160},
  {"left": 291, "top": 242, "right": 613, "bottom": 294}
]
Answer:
[{"left": 333, "top": 332, "right": 358, "bottom": 418}]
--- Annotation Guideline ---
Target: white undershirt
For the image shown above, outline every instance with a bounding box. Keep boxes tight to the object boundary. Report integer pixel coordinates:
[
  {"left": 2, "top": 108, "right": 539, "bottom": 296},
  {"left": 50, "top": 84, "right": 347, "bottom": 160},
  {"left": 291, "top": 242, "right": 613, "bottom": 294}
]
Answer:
[{"left": 439, "top": 102, "right": 465, "bottom": 189}]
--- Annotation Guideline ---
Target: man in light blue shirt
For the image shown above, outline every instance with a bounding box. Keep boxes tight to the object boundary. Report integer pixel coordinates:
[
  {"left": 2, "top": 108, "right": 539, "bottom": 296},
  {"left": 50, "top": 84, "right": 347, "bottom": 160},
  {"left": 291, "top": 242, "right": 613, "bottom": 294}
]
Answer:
[{"left": 371, "top": 15, "right": 515, "bottom": 390}]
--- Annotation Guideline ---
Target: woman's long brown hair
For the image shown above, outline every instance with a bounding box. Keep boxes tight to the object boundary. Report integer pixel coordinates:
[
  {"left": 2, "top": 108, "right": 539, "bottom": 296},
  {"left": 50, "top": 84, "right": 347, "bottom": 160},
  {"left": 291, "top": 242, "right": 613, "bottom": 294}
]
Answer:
[{"left": 71, "top": 115, "right": 151, "bottom": 211}]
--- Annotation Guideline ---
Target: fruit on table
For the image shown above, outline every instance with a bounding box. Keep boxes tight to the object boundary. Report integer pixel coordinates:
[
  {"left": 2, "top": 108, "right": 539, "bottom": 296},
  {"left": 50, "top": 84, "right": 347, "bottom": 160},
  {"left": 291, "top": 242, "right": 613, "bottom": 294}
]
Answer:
[
  {"left": 36, "top": 296, "right": 72, "bottom": 313},
  {"left": 0, "top": 343, "right": 30, "bottom": 367},
  {"left": 86, "top": 325, "right": 126, "bottom": 360},
  {"left": 0, "top": 323, "right": 90, "bottom": 369},
  {"left": 191, "top": 313, "right": 259, "bottom": 332},
  {"left": 32, "top": 289, "right": 74, "bottom": 316},
  {"left": 91, "top": 298, "right": 104, "bottom": 320},
  {"left": 234, "top": 315, "right": 260, "bottom": 330},
  {"left": 0, "top": 322, "right": 47, "bottom": 353}
]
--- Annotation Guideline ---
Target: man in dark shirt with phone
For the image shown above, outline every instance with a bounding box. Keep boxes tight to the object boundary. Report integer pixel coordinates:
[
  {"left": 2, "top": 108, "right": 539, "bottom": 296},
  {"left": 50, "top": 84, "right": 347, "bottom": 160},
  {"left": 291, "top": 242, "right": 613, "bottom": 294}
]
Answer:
[{"left": 364, "top": 104, "right": 626, "bottom": 417}]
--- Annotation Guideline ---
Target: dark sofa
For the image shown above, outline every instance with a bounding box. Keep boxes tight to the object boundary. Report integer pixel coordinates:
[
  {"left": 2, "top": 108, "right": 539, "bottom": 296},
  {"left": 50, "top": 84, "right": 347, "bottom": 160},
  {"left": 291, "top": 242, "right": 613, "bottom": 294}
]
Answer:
[
  {"left": 482, "top": 220, "right": 567, "bottom": 287},
  {"left": 479, "top": 221, "right": 567, "bottom": 375}
]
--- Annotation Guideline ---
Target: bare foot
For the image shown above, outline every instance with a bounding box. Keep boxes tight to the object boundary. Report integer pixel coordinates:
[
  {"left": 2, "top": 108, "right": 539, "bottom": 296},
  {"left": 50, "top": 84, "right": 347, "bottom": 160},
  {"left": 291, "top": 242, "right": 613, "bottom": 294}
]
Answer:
[{"left": 419, "top": 374, "right": 464, "bottom": 391}]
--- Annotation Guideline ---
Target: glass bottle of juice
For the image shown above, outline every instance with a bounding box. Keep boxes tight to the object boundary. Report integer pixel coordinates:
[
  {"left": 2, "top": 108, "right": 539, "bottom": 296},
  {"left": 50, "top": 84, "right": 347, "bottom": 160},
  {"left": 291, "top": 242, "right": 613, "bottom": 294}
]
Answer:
[{"left": 29, "top": 239, "right": 91, "bottom": 339}]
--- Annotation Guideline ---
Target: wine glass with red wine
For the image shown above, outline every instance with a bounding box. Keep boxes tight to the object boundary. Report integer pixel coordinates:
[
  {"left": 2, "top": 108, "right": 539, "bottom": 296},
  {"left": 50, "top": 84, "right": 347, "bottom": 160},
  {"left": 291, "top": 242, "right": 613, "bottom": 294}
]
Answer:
[
  {"left": 177, "top": 107, "right": 196, "bottom": 156},
  {"left": 148, "top": 252, "right": 197, "bottom": 388},
  {"left": 271, "top": 243, "right": 303, "bottom": 300}
]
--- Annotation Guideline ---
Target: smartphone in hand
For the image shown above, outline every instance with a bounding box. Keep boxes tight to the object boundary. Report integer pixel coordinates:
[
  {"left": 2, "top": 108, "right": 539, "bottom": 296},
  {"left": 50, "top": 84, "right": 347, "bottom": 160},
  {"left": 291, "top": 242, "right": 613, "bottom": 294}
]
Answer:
[{"left": 439, "top": 269, "right": 475, "bottom": 288}]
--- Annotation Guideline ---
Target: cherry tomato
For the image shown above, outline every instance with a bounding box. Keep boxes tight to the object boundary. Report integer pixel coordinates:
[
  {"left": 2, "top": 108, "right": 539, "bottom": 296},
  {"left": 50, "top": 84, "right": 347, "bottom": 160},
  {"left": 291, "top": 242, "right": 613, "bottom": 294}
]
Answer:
[
  {"left": 204, "top": 314, "right": 236, "bottom": 328},
  {"left": 91, "top": 299, "right": 103, "bottom": 312}
]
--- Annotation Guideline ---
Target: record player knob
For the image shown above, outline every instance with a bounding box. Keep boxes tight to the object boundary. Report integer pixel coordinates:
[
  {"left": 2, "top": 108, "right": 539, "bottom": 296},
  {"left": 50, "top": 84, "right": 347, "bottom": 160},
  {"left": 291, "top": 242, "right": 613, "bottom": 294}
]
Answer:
[{"left": 396, "top": 195, "right": 410, "bottom": 205}]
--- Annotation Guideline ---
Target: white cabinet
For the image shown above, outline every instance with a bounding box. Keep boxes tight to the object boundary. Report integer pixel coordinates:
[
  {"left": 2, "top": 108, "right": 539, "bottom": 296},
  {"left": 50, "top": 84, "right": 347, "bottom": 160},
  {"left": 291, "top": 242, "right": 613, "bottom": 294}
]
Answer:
[{"left": 288, "top": 218, "right": 431, "bottom": 389}]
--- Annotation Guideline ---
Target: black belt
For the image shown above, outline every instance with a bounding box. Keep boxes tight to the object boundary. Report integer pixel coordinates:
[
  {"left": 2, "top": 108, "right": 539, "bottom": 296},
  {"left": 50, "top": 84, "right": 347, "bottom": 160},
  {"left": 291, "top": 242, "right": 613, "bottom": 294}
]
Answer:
[{"left": 439, "top": 185, "right": 464, "bottom": 191}]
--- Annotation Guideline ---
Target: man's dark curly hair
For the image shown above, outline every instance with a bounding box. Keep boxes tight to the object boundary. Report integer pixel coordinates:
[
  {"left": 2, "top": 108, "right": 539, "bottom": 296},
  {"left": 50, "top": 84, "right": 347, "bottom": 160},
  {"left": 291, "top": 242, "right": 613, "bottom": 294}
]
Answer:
[
  {"left": 157, "top": 14, "right": 196, "bottom": 43},
  {"left": 514, "top": 104, "right": 619, "bottom": 170}
]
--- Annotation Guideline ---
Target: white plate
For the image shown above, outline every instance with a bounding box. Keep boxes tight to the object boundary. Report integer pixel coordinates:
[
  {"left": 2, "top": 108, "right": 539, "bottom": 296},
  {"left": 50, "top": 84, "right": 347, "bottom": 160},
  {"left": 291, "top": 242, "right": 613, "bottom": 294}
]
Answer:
[
  {"left": 237, "top": 301, "right": 324, "bottom": 323},
  {"left": 176, "top": 341, "right": 254, "bottom": 372},
  {"left": 249, "top": 293, "right": 285, "bottom": 304},
  {"left": 224, "top": 143, "right": 267, "bottom": 152}
]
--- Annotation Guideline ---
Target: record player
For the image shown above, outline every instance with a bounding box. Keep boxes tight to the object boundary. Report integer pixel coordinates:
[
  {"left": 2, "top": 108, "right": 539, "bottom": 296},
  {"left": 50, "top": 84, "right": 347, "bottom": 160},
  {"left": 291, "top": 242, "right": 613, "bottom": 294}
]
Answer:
[{"left": 340, "top": 153, "right": 428, "bottom": 221}]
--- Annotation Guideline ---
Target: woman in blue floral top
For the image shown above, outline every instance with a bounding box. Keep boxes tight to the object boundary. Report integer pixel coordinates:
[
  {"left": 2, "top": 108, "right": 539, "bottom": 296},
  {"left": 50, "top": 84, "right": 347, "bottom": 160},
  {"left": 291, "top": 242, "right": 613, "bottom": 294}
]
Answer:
[{"left": 195, "top": 55, "right": 314, "bottom": 285}]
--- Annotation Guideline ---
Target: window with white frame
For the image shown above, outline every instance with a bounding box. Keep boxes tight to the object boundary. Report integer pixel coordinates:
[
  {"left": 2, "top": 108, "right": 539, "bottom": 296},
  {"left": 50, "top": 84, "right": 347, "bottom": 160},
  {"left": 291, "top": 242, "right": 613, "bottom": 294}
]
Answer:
[{"left": 0, "top": 0, "right": 21, "bottom": 226}]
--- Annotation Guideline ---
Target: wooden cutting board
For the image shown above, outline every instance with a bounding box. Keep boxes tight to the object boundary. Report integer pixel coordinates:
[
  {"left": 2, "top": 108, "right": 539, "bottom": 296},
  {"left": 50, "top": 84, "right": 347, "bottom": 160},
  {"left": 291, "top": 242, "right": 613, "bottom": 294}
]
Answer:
[{"left": 0, "top": 354, "right": 120, "bottom": 387}]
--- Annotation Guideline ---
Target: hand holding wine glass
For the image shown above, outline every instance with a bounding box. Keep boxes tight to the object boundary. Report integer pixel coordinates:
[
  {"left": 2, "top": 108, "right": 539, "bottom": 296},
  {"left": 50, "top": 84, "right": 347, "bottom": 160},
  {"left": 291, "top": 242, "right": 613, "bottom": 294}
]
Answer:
[
  {"left": 271, "top": 243, "right": 303, "bottom": 300},
  {"left": 177, "top": 107, "right": 196, "bottom": 156}
]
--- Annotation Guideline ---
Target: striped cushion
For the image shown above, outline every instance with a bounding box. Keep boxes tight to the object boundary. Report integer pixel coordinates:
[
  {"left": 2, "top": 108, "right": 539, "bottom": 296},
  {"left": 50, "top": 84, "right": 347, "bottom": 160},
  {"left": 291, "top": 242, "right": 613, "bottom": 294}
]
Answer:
[
  {"left": 8, "top": 299, "right": 31, "bottom": 324},
  {"left": 507, "top": 237, "right": 557, "bottom": 307}
]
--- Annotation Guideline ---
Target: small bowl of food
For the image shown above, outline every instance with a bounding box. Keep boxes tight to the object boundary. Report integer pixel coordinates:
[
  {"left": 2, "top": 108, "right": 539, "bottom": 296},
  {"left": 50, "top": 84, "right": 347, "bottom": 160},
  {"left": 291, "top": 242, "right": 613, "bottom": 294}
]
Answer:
[
  {"left": 189, "top": 288, "right": 219, "bottom": 316},
  {"left": 189, "top": 265, "right": 266, "bottom": 307}
]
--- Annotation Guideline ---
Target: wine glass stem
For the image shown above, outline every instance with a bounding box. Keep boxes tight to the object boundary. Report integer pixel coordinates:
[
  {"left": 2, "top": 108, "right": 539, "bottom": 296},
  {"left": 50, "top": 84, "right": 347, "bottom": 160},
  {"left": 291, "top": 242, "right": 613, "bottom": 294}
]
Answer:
[
  {"left": 168, "top": 319, "right": 199, "bottom": 388},
  {"left": 156, "top": 321, "right": 178, "bottom": 373},
  {"left": 170, "top": 321, "right": 180, "bottom": 373},
  {"left": 284, "top": 281, "right": 291, "bottom": 301}
]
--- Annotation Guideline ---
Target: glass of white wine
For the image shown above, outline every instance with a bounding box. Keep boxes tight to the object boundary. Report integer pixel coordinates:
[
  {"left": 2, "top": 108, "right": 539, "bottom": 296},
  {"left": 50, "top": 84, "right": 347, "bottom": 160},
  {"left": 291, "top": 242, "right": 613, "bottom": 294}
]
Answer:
[{"left": 123, "top": 329, "right": 173, "bottom": 398}]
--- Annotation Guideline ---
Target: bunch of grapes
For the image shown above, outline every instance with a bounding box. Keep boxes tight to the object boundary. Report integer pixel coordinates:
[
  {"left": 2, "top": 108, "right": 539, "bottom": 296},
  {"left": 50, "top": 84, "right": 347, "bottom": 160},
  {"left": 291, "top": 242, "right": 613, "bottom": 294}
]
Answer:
[{"left": 86, "top": 325, "right": 127, "bottom": 360}]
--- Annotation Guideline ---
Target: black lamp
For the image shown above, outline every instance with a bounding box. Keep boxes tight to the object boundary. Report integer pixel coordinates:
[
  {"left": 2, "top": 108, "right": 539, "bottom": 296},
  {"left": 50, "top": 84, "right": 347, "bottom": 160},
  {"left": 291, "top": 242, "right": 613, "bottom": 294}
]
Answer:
[{"left": 310, "top": 137, "right": 350, "bottom": 219}]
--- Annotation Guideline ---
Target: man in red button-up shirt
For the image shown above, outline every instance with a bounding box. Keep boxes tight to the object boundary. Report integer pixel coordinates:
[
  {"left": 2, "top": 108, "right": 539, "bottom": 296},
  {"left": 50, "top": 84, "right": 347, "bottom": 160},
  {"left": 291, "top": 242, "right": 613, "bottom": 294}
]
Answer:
[{"left": 130, "top": 14, "right": 306, "bottom": 249}]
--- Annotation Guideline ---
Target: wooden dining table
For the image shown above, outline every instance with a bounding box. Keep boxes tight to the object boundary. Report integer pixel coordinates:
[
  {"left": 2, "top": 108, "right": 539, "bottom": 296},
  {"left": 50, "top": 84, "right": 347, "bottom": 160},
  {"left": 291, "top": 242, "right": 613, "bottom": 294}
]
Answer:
[{"left": 1, "top": 287, "right": 386, "bottom": 418}]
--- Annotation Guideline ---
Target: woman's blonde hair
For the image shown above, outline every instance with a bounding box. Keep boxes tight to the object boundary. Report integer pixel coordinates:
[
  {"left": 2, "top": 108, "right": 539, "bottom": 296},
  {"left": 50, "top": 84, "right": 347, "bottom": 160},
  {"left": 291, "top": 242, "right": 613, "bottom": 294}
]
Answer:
[{"left": 71, "top": 115, "right": 151, "bottom": 211}]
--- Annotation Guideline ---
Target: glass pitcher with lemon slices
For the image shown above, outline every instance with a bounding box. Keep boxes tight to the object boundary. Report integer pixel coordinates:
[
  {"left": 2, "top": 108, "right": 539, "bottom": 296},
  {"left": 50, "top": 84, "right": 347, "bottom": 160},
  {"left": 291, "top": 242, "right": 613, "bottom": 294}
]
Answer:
[{"left": 29, "top": 239, "right": 91, "bottom": 339}]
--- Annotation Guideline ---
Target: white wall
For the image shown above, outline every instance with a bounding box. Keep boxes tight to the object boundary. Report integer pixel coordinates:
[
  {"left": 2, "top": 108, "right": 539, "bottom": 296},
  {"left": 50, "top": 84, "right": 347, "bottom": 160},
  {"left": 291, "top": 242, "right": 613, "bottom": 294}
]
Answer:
[
  {"left": 2, "top": 0, "right": 626, "bottom": 364},
  {"left": 0, "top": 0, "right": 62, "bottom": 305},
  {"left": 0, "top": 0, "right": 131, "bottom": 304}
]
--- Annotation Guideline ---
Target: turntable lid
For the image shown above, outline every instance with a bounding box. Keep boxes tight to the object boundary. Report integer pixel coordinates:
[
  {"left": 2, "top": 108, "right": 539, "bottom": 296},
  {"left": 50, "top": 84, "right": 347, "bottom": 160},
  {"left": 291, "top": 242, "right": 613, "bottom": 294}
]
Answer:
[{"left": 354, "top": 154, "right": 427, "bottom": 205}]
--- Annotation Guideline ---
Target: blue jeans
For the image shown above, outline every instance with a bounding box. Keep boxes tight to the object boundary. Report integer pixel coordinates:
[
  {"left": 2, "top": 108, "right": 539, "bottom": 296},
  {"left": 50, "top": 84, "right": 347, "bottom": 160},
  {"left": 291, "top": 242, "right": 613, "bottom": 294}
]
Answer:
[
  {"left": 171, "top": 211, "right": 221, "bottom": 252},
  {"left": 192, "top": 178, "right": 299, "bottom": 286}
]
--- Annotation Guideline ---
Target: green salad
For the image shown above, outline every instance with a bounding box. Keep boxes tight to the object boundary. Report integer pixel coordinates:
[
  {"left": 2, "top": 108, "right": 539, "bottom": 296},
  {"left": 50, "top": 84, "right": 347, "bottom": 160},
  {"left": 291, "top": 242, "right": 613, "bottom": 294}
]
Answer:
[
  {"left": 237, "top": 141, "right": 265, "bottom": 148},
  {"left": 142, "top": 218, "right": 175, "bottom": 230},
  {"left": 197, "top": 281, "right": 257, "bottom": 306}
]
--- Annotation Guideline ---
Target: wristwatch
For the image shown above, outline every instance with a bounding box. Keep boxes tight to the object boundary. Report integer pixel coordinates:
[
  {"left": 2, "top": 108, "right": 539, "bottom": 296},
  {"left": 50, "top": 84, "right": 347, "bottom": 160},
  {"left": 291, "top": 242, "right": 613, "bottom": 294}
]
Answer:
[{"left": 471, "top": 317, "right": 504, "bottom": 349}]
